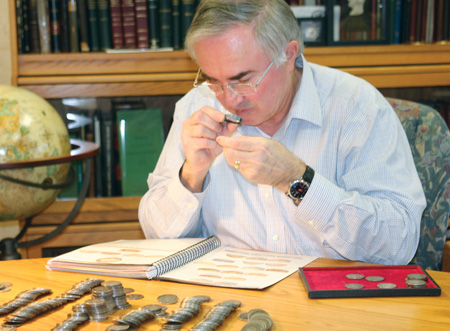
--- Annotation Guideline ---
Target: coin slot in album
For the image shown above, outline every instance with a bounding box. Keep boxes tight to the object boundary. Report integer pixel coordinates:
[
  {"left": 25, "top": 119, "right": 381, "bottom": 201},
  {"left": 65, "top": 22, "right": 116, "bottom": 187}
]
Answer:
[{"left": 298, "top": 265, "right": 441, "bottom": 298}]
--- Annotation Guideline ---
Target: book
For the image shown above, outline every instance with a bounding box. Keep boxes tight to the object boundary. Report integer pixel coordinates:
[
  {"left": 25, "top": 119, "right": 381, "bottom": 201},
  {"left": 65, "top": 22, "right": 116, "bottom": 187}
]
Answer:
[
  {"left": 36, "top": 0, "right": 51, "bottom": 53},
  {"left": 101, "top": 110, "right": 118, "bottom": 196},
  {"left": 68, "top": 0, "right": 80, "bottom": 52},
  {"left": 97, "top": 0, "right": 113, "bottom": 50},
  {"left": 159, "top": 0, "right": 172, "bottom": 48},
  {"left": 49, "top": 0, "right": 61, "bottom": 52},
  {"left": 92, "top": 110, "right": 104, "bottom": 197},
  {"left": 135, "top": 0, "right": 149, "bottom": 48},
  {"left": 59, "top": 0, "right": 71, "bottom": 52},
  {"left": 46, "top": 236, "right": 318, "bottom": 289},
  {"left": 77, "top": 0, "right": 91, "bottom": 52},
  {"left": 116, "top": 108, "right": 164, "bottom": 196},
  {"left": 147, "top": 0, "right": 159, "bottom": 49},
  {"left": 122, "top": 0, "right": 137, "bottom": 48},
  {"left": 171, "top": 0, "right": 181, "bottom": 49},
  {"left": 180, "top": 0, "right": 194, "bottom": 45},
  {"left": 110, "top": 0, "right": 124, "bottom": 49},
  {"left": 86, "top": 0, "right": 100, "bottom": 52}
]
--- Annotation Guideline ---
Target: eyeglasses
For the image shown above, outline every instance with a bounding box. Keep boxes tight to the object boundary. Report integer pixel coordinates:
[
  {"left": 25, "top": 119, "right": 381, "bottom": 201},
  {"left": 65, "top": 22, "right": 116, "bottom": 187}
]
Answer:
[{"left": 193, "top": 60, "right": 274, "bottom": 97}]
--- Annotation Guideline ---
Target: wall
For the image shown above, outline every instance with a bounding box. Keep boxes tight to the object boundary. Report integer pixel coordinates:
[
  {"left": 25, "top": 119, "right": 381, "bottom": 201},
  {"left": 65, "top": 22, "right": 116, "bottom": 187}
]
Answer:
[{"left": 0, "top": 0, "right": 12, "bottom": 85}]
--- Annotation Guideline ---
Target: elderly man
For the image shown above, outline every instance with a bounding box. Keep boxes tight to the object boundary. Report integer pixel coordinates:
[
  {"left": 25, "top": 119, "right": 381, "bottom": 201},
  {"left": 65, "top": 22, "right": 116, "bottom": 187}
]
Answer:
[{"left": 139, "top": 0, "right": 426, "bottom": 265}]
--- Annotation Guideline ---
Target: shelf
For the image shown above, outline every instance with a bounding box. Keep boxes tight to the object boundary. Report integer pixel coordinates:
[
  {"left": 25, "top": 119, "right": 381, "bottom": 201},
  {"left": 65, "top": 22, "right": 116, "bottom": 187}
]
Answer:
[{"left": 15, "top": 44, "right": 450, "bottom": 98}]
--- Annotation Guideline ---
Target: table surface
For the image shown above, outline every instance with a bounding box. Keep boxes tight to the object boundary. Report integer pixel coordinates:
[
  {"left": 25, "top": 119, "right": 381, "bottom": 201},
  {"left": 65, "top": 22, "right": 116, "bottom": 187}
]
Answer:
[{"left": 0, "top": 258, "right": 449, "bottom": 330}]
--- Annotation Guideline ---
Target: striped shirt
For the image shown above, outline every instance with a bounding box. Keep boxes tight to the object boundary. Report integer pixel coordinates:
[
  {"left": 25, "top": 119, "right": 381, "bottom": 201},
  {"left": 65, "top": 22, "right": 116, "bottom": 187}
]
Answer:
[{"left": 139, "top": 56, "right": 426, "bottom": 265}]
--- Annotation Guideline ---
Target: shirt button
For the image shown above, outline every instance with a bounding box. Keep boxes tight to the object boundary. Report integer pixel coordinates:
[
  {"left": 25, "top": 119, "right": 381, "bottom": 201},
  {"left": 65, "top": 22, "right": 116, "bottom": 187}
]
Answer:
[
  {"left": 308, "top": 221, "right": 315, "bottom": 226},
  {"left": 273, "top": 234, "right": 279, "bottom": 241},
  {"left": 187, "top": 203, "right": 194, "bottom": 209}
]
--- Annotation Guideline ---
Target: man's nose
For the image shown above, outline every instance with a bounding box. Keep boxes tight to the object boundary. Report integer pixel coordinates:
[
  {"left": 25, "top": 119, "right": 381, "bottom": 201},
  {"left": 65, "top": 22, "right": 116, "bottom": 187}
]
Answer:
[{"left": 220, "top": 87, "right": 244, "bottom": 109}]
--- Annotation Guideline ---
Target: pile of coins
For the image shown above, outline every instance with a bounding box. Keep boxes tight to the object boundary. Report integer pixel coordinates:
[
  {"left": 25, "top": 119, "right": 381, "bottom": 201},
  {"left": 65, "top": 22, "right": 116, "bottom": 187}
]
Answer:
[
  {"left": 109, "top": 304, "right": 167, "bottom": 330},
  {"left": 51, "top": 303, "right": 89, "bottom": 331},
  {"left": 240, "top": 309, "right": 273, "bottom": 331},
  {"left": 406, "top": 273, "right": 428, "bottom": 288},
  {"left": 102, "top": 281, "right": 132, "bottom": 310},
  {"left": 85, "top": 298, "right": 110, "bottom": 322},
  {"left": 190, "top": 300, "right": 241, "bottom": 331},
  {"left": 0, "top": 288, "right": 52, "bottom": 315},
  {"left": 161, "top": 295, "right": 211, "bottom": 330},
  {"left": 1, "top": 278, "right": 103, "bottom": 328},
  {"left": 92, "top": 286, "right": 116, "bottom": 315}
]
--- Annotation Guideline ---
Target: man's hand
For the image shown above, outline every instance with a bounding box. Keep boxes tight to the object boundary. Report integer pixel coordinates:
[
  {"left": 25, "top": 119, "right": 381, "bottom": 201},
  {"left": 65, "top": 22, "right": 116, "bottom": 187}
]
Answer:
[
  {"left": 180, "top": 106, "right": 239, "bottom": 192},
  {"left": 216, "top": 135, "right": 306, "bottom": 193}
]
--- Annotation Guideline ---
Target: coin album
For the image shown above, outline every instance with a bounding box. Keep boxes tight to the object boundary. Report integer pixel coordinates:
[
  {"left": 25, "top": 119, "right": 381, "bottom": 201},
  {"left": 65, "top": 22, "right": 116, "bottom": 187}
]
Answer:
[{"left": 298, "top": 265, "right": 441, "bottom": 299}]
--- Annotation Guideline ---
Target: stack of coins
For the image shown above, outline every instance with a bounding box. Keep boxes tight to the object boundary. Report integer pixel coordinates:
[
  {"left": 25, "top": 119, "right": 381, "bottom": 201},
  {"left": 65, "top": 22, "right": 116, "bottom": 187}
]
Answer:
[
  {"left": 85, "top": 298, "right": 109, "bottom": 322},
  {"left": 102, "top": 281, "right": 132, "bottom": 310},
  {"left": 91, "top": 286, "right": 116, "bottom": 314},
  {"left": 190, "top": 299, "right": 241, "bottom": 331},
  {"left": 162, "top": 296, "right": 211, "bottom": 330},
  {"left": 406, "top": 273, "right": 427, "bottom": 288},
  {"left": 50, "top": 303, "right": 89, "bottom": 331},
  {"left": 0, "top": 288, "right": 52, "bottom": 315},
  {"left": 241, "top": 309, "right": 273, "bottom": 331},
  {"left": 63, "top": 278, "right": 104, "bottom": 300},
  {"left": 3, "top": 296, "right": 71, "bottom": 327},
  {"left": 111, "top": 305, "right": 162, "bottom": 330}
]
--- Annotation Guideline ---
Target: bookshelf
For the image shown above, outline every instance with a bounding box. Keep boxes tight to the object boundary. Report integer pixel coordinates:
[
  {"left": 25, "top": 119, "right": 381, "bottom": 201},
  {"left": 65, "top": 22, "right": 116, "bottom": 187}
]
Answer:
[{"left": 4, "top": 0, "right": 450, "bottom": 258}]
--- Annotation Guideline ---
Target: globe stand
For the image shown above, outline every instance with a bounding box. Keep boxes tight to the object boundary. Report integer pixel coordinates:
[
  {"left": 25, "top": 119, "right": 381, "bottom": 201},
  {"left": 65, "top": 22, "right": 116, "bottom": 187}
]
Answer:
[{"left": 0, "top": 139, "right": 98, "bottom": 260}]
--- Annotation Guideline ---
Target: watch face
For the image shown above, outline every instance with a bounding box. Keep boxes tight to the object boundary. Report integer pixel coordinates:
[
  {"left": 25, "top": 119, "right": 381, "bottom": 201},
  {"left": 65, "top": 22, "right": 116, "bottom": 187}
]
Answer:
[{"left": 290, "top": 180, "right": 309, "bottom": 199}]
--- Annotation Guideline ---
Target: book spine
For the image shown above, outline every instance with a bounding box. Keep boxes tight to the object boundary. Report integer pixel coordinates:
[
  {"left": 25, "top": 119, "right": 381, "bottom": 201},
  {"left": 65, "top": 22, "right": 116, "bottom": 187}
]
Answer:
[
  {"left": 59, "top": 0, "right": 71, "bottom": 52},
  {"left": 180, "top": 0, "right": 194, "bottom": 46},
  {"left": 121, "top": 0, "right": 137, "bottom": 48},
  {"left": 97, "top": 0, "right": 112, "bottom": 50},
  {"left": 150, "top": 236, "right": 221, "bottom": 278},
  {"left": 159, "top": 0, "right": 172, "bottom": 48},
  {"left": 135, "top": 0, "right": 149, "bottom": 48},
  {"left": 147, "top": 0, "right": 159, "bottom": 49},
  {"left": 49, "top": 0, "right": 61, "bottom": 52},
  {"left": 443, "top": 0, "right": 450, "bottom": 41},
  {"left": 68, "top": 0, "right": 80, "bottom": 52},
  {"left": 36, "top": 0, "right": 51, "bottom": 54},
  {"left": 28, "top": 0, "right": 41, "bottom": 53},
  {"left": 172, "top": 0, "right": 181, "bottom": 50},
  {"left": 77, "top": 0, "right": 91, "bottom": 51},
  {"left": 401, "top": 0, "right": 411, "bottom": 43},
  {"left": 110, "top": 0, "right": 124, "bottom": 49},
  {"left": 392, "top": 0, "right": 402, "bottom": 44},
  {"left": 435, "top": 0, "right": 444, "bottom": 42},
  {"left": 86, "top": 0, "right": 100, "bottom": 52},
  {"left": 409, "top": 0, "right": 418, "bottom": 42}
]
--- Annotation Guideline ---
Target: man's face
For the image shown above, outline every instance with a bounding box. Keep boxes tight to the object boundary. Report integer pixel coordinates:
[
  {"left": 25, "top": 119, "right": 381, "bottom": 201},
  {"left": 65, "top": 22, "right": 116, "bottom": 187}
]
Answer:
[{"left": 194, "top": 25, "right": 293, "bottom": 133}]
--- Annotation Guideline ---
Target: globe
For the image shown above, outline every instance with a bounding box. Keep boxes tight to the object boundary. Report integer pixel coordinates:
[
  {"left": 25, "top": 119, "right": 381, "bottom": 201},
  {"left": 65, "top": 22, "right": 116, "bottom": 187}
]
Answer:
[{"left": 0, "top": 85, "right": 71, "bottom": 221}]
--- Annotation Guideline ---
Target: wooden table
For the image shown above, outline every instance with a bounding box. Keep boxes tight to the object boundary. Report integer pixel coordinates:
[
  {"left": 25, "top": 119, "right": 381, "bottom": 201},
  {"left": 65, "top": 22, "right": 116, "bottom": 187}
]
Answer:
[{"left": 0, "top": 258, "right": 449, "bottom": 330}]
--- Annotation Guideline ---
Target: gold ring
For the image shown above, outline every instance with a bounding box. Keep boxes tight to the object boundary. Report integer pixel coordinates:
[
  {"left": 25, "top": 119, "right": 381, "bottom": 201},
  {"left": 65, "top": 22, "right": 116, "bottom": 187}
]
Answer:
[{"left": 234, "top": 160, "right": 240, "bottom": 170}]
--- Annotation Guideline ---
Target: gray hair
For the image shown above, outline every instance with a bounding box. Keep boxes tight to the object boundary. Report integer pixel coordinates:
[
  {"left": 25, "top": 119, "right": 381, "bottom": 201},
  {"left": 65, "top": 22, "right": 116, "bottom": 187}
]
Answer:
[{"left": 185, "top": 0, "right": 304, "bottom": 67}]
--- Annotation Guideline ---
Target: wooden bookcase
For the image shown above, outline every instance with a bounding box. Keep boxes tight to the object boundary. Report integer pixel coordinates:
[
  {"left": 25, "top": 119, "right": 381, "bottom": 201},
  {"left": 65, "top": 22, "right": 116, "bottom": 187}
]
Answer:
[{"left": 6, "top": 0, "right": 450, "bottom": 258}]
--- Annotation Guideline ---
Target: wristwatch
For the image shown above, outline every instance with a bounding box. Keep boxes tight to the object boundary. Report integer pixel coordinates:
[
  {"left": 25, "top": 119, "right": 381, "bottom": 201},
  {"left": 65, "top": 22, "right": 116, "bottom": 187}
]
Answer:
[{"left": 286, "top": 165, "right": 315, "bottom": 204}]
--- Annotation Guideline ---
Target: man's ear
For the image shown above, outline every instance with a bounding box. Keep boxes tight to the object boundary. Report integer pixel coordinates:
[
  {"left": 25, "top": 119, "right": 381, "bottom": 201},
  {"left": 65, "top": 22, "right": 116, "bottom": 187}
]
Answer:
[{"left": 284, "top": 40, "right": 299, "bottom": 70}]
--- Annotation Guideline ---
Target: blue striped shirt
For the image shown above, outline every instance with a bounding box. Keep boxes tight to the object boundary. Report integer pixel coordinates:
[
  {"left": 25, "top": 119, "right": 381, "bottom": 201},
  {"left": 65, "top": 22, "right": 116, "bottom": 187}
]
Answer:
[{"left": 139, "top": 56, "right": 426, "bottom": 265}]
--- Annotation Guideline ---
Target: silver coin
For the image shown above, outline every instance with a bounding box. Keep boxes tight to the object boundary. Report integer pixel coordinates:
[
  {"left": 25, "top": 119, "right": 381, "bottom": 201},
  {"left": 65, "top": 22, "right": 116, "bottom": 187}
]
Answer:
[
  {"left": 365, "top": 276, "right": 384, "bottom": 282},
  {"left": 406, "top": 279, "right": 427, "bottom": 288},
  {"left": 158, "top": 294, "right": 178, "bottom": 305},
  {"left": 407, "top": 273, "right": 427, "bottom": 281},
  {"left": 377, "top": 283, "right": 397, "bottom": 289},
  {"left": 123, "top": 288, "right": 134, "bottom": 294},
  {"left": 345, "top": 283, "right": 364, "bottom": 289},
  {"left": 107, "top": 325, "right": 130, "bottom": 330},
  {"left": 238, "top": 312, "right": 249, "bottom": 321},
  {"left": 346, "top": 273, "right": 365, "bottom": 280},
  {"left": 0, "top": 282, "right": 13, "bottom": 288},
  {"left": 126, "top": 293, "right": 144, "bottom": 300}
]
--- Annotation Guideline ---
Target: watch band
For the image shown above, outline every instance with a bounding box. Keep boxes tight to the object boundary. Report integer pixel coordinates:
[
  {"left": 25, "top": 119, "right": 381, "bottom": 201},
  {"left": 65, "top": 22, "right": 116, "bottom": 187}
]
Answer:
[{"left": 302, "top": 165, "right": 315, "bottom": 184}]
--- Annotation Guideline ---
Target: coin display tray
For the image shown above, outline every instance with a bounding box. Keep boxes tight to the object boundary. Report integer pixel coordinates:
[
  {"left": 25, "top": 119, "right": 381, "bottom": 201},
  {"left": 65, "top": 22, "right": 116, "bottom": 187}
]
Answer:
[{"left": 298, "top": 265, "right": 441, "bottom": 298}]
